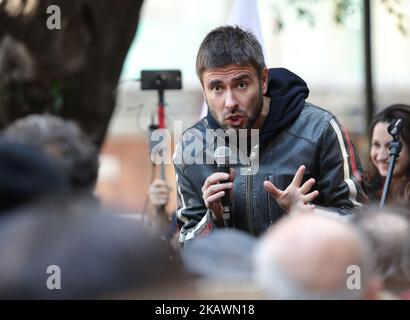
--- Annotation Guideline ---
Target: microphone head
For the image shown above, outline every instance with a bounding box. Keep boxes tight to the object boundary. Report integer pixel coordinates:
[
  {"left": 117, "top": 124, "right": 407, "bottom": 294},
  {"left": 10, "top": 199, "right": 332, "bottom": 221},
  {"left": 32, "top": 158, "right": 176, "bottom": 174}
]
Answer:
[
  {"left": 388, "top": 118, "right": 404, "bottom": 136},
  {"left": 214, "top": 146, "right": 232, "bottom": 166}
]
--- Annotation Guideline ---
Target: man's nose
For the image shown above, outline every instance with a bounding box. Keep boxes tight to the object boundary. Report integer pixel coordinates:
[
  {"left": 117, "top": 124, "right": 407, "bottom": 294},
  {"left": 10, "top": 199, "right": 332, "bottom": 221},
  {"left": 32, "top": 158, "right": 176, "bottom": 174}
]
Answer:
[{"left": 224, "top": 89, "right": 239, "bottom": 111}]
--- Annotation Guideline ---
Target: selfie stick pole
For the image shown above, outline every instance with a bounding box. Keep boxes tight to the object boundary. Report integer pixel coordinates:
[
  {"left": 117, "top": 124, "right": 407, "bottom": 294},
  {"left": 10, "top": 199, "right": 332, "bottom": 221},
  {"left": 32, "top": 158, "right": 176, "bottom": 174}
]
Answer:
[
  {"left": 143, "top": 70, "right": 181, "bottom": 181},
  {"left": 157, "top": 88, "right": 166, "bottom": 180}
]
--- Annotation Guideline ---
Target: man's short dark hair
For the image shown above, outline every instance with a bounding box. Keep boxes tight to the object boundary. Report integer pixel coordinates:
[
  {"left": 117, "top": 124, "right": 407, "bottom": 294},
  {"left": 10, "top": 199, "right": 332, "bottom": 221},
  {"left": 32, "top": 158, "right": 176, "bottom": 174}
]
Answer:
[{"left": 196, "top": 25, "right": 266, "bottom": 81}]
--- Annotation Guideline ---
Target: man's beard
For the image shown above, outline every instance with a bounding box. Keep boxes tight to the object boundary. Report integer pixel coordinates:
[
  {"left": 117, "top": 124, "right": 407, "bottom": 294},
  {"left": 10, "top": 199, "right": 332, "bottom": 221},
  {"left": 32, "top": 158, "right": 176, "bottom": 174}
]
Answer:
[{"left": 208, "top": 89, "right": 264, "bottom": 131}]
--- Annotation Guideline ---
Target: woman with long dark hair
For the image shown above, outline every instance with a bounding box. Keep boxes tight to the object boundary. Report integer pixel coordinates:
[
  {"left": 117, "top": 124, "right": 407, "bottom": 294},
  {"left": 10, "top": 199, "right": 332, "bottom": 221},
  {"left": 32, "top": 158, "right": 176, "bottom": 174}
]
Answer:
[{"left": 366, "top": 104, "right": 410, "bottom": 207}]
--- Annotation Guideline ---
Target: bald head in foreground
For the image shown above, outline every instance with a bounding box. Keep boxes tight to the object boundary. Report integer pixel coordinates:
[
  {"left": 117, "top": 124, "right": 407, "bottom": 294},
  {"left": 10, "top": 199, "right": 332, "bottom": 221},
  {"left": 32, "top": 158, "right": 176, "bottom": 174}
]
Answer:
[{"left": 253, "top": 213, "right": 379, "bottom": 299}]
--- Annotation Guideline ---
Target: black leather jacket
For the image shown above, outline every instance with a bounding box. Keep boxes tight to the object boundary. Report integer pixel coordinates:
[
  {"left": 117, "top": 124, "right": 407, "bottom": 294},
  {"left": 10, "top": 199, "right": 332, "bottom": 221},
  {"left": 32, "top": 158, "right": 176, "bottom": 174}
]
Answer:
[{"left": 174, "top": 69, "right": 366, "bottom": 245}]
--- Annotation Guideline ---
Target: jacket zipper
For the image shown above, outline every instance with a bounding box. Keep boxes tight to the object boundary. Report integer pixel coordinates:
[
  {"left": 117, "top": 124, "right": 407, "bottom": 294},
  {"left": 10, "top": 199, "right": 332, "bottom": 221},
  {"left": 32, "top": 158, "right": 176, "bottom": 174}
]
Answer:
[{"left": 246, "top": 161, "right": 255, "bottom": 235}]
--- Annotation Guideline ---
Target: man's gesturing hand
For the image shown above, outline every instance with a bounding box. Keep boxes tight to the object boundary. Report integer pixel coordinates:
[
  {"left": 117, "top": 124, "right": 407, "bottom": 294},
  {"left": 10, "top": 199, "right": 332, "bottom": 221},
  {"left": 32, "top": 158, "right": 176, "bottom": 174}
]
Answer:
[
  {"left": 202, "top": 172, "right": 233, "bottom": 221},
  {"left": 263, "top": 165, "right": 319, "bottom": 213}
]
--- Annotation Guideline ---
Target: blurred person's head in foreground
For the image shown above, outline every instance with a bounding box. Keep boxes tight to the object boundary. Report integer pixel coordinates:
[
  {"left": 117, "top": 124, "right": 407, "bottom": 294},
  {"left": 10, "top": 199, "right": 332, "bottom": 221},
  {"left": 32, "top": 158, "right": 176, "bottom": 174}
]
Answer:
[
  {"left": 181, "top": 229, "right": 260, "bottom": 298},
  {"left": 2, "top": 114, "right": 99, "bottom": 193},
  {"left": 350, "top": 207, "right": 410, "bottom": 295},
  {"left": 181, "top": 229, "right": 256, "bottom": 281},
  {"left": 253, "top": 213, "right": 379, "bottom": 299},
  {"left": 366, "top": 104, "right": 410, "bottom": 207},
  {"left": 0, "top": 141, "right": 69, "bottom": 213},
  {"left": 0, "top": 198, "right": 186, "bottom": 299}
]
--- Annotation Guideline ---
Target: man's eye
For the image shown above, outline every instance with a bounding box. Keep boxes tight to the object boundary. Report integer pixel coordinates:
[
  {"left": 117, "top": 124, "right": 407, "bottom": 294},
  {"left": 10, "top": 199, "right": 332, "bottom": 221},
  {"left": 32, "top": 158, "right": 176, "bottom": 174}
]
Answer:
[
  {"left": 213, "top": 85, "right": 222, "bottom": 92},
  {"left": 238, "top": 82, "right": 247, "bottom": 89}
]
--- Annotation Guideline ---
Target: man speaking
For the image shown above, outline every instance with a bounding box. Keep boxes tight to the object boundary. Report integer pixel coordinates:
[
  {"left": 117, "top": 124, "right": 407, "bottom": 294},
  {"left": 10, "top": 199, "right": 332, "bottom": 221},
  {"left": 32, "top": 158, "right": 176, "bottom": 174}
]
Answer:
[{"left": 173, "top": 26, "right": 367, "bottom": 246}]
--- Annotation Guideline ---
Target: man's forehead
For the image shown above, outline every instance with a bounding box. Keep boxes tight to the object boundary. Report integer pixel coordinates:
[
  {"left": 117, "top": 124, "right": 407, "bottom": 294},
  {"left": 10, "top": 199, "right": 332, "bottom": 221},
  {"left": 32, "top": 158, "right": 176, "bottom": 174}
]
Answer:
[{"left": 202, "top": 64, "right": 257, "bottom": 83}]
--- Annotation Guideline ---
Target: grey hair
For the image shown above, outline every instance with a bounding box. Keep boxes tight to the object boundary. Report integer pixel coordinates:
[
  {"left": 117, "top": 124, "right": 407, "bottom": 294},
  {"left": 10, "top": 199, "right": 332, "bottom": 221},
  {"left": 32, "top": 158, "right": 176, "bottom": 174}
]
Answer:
[
  {"left": 2, "top": 114, "right": 99, "bottom": 191},
  {"left": 350, "top": 209, "right": 410, "bottom": 283}
]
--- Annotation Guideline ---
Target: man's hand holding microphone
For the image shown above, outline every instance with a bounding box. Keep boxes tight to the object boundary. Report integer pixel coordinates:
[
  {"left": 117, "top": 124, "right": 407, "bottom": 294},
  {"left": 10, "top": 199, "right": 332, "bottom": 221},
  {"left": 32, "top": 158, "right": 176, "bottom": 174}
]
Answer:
[
  {"left": 202, "top": 146, "right": 234, "bottom": 227},
  {"left": 201, "top": 145, "right": 320, "bottom": 228}
]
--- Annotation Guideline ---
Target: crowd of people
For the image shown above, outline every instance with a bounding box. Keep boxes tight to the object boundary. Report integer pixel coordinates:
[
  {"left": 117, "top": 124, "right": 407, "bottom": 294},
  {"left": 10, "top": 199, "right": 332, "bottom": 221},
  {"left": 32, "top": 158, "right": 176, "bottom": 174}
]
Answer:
[{"left": 1, "top": 25, "right": 410, "bottom": 299}]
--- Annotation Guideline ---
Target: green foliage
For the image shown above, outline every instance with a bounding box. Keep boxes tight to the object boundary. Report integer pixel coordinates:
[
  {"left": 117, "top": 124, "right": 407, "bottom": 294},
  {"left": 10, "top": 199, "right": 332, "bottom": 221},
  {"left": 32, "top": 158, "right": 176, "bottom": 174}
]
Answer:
[
  {"left": 272, "top": 0, "right": 408, "bottom": 35},
  {"left": 381, "top": 0, "right": 408, "bottom": 35},
  {"left": 334, "top": 0, "right": 356, "bottom": 25}
]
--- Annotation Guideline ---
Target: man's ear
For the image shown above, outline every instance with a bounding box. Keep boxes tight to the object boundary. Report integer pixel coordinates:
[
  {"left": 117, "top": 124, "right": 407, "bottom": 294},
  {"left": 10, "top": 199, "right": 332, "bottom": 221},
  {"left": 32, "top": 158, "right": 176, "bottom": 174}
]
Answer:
[{"left": 261, "top": 67, "right": 269, "bottom": 95}]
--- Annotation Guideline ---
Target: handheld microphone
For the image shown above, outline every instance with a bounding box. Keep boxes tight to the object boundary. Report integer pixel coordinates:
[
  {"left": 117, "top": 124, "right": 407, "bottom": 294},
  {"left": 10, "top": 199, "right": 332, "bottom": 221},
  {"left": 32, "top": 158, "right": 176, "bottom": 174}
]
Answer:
[{"left": 213, "top": 146, "right": 232, "bottom": 228}]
